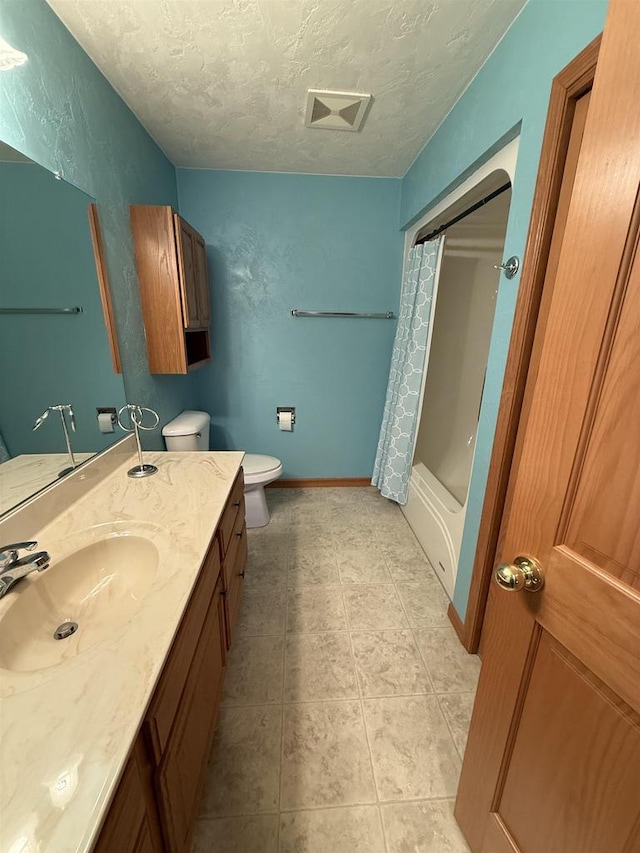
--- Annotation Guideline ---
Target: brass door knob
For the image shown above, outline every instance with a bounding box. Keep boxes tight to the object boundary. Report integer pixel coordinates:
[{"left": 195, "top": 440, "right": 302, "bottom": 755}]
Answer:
[{"left": 495, "top": 555, "right": 544, "bottom": 593}]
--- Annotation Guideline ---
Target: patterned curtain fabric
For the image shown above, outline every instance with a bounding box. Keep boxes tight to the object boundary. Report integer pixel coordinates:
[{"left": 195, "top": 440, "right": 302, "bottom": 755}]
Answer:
[{"left": 372, "top": 237, "right": 443, "bottom": 504}]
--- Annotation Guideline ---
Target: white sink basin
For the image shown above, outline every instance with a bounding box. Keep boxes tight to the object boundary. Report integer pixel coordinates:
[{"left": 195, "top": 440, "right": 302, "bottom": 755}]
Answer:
[{"left": 0, "top": 534, "right": 159, "bottom": 672}]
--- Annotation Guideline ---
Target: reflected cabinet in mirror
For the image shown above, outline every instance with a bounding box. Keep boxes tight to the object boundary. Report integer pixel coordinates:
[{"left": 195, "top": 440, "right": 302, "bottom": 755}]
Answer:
[{"left": 0, "top": 140, "right": 126, "bottom": 516}]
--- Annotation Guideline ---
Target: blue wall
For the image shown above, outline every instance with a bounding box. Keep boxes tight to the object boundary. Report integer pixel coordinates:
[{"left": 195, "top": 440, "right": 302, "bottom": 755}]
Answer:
[
  {"left": 177, "top": 170, "right": 403, "bottom": 477},
  {"left": 0, "top": 0, "right": 611, "bottom": 614},
  {"left": 0, "top": 162, "right": 125, "bottom": 455},
  {"left": 0, "top": 0, "right": 196, "bottom": 445},
  {"left": 399, "top": 0, "right": 608, "bottom": 618}
]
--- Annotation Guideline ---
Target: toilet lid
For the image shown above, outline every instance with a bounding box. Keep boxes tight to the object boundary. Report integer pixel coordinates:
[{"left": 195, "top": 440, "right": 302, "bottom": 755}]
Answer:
[{"left": 243, "top": 454, "right": 282, "bottom": 476}]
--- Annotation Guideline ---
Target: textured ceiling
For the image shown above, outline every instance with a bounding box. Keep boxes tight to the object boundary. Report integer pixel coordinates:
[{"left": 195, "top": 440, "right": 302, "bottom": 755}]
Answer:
[{"left": 46, "top": 0, "right": 525, "bottom": 177}]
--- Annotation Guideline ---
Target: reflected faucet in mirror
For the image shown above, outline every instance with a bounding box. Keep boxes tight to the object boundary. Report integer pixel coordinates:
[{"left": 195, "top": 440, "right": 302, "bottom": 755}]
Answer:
[
  {"left": 33, "top": 404, "right": 78, "bottom": 476},
  {"left": 0, "top": 541, "right": 50, "bottom": 599}
]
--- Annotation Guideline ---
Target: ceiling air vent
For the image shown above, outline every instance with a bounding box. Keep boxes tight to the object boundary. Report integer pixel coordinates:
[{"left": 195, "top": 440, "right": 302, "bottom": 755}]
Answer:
[{"left": 304, "top": 90, "right": 372, "bottom": 132}]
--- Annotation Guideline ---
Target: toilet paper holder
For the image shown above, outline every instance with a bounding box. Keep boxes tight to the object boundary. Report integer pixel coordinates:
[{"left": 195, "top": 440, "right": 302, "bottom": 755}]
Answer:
[
  {"left": 96, "top": 406, "right": 117, "bottom": 433},
  {"left": 276, "top": 407, "right": 296, "bottom": 428}
]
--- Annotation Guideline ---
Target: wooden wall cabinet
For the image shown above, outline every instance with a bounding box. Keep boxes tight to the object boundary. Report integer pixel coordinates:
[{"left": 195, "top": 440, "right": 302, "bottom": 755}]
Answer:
[
  {"left": 94, "top": 469, "right": 246, "bottom": 853},
  {"left": 87, "top": 204, "right": 122, "bottom": 374},
  {"left": 130, "top": 205, "right": 211, "bottom": 374}
]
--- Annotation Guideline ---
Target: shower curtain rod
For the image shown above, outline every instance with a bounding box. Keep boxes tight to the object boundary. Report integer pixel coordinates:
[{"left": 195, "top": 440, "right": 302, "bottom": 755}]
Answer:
[{"left": 415, "top": 181, "right": 511, "bottom": 245}]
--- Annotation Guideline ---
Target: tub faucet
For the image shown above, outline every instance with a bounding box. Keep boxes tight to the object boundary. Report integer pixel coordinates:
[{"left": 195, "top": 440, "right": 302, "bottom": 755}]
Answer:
[{"left": 0, "top": 541, "right": 50, "bottom": 598}]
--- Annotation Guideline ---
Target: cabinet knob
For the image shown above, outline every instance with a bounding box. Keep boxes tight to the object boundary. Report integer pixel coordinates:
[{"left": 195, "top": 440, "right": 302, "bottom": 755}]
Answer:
[
  {"left": 233, "top": 501, "right": 241, "bottom": 507},
  {"left": 239, "top": 570, "right": 245, "bottom": 578},
  {"left": 236, "top": 530, "right": 243, "bottom": 538}
]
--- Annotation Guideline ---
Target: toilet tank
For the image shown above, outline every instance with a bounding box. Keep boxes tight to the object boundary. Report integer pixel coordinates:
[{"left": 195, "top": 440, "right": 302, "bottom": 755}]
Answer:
[{"left": 162, "top": 410, "right": 210, "bottom": 451}]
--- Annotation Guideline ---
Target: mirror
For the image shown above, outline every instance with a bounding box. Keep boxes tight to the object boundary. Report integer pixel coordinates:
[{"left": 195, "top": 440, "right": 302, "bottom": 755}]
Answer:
[{"left": 0, "top": 139, "right": 127, "bottom": 516}]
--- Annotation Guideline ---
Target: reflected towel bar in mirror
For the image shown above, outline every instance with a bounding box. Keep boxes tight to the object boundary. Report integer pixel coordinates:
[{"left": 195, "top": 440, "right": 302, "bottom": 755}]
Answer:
[
  {"left": 291, "top": 309, "right": 395, "bottom": 319},
  {"left": 0, "top": 305, "right": 84, "bottom": 314},
  {"left": 0, "top": 307, "right": 84, "bottom": 315}
]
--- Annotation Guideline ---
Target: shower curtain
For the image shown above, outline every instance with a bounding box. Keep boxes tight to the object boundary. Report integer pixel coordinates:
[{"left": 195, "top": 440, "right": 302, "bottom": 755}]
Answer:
[{"left": 372, "top": 237, "right": 443, "bottom": 504}]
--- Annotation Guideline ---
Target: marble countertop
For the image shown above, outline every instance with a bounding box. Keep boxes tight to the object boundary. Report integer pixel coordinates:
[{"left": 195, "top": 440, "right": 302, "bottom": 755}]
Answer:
[
  {"left": 0, "top": 453, "right": 94, "bottom": 517},
  {"left": 0, "top": 450, "right": 244, "bottom": 853}
]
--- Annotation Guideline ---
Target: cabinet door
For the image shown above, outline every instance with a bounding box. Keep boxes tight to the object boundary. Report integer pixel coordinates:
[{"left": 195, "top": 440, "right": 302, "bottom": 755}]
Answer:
[
  {"left": 174, "top": 214, "right": 200, "bottom": 329},
  {"left": 94, "top": 739, "right": 163, "bottom": 853},
  {"left": 145, "top": 541, "right": 221, "bottom": 760},
  {"left": 133, "top": 818, "right": 159, "bottom": 853},
  {"left": 155, "top": 574, "right": 226, "bottom": 853},
  {"left": 193, "top": 233, "right": 211, "bottom": 326}
]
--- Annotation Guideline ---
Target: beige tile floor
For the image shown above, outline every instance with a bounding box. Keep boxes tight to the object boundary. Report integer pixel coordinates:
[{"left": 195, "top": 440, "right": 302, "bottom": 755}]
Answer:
[{"left": 193, "top": 487, "right": 480, "bottom": 853}]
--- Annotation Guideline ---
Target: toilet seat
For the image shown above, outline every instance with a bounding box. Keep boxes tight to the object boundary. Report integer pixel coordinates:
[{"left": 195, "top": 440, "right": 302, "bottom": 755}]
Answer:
[{"left": 243, "top": 454, "right": 283, "bottom": 486}]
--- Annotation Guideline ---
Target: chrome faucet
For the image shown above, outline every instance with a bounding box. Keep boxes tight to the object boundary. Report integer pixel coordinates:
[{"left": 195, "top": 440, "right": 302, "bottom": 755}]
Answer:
[{"left": 0, "top": 541, "right": 50, "bottom": 598}]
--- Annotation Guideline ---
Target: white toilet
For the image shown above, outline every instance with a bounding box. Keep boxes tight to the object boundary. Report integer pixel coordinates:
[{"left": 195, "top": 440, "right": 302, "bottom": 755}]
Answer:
[
  {"left": 241, "top": 453, "right": 283, "bottom": 528},
  {"left": 161, "top": 410, "right": 283, "bottom": 528}
]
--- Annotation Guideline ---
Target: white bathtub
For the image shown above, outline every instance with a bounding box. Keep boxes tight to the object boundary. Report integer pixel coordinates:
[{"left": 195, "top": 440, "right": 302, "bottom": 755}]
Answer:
[
  {"left": 401, "top": 461, "right": 466, "bottom": 599},
  {"left": 396, "top": 140, "right": 519, "bottom": 603}
]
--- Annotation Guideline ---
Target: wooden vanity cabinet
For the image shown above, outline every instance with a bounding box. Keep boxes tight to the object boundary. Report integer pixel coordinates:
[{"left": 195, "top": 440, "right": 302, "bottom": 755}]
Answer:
[
  {"left": 217, "top": 469, "right": 247, "bottom": 648},
  {"left": 154, "top": 570, "right": 226, "bottom": 851},
  {"left": 130, "top": 205, "right": 211, "bottom": 374},
  {"left": 143, "top": 536, "right": 226, "bottom": 853},
  {"left": 218, "top": 470, "right": 244, "bottom": 553},
  {"left": 144, "top": 542, "right": 222, "bottom": 758},
  {"left": 95, "top": 539, "right": 225, "bottom": 853},
  {"left": 93, "top": 739, "right": 163, "bottom": 853},
  {"left": 94, "top": 470, "right": 248, "bottom": 853},
  {"left": 222, "top": 510, "right": 247, "bottom": 648}
]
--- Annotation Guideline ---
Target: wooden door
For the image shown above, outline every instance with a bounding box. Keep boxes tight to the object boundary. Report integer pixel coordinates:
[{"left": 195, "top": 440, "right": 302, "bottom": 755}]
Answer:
[
  {"left": 174, "top": 214, "right": 200, "bottom": 328},
  {"left": 456, "top": 2, "right": 640, "bottom": 851},
  {"left": 193, "top": 232, "right": 211, "bottom": 326}
]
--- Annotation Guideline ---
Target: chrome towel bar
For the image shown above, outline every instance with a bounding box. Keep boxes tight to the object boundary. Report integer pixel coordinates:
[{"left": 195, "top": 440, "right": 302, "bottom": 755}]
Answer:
[
  {"left": 0, "top": 306, "right": 84, "bottom": 315},
  {"left": 291, "top": 309, "right": 395, "bottom": 319}
]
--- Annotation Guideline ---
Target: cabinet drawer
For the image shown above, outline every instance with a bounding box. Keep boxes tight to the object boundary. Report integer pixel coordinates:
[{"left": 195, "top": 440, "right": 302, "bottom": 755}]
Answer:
[
  {"left": 219, "top": 469, "right": 244, "bottom": 555},
  {"left": 227, "top": 523, "right": 247, "bottom": 634},
  {"left": 222, "top": 508, "right": 247, "bottom": 649},
  {"left": 145, "top": 541, "right": 221, "bottom": 760},
  {"left": 223, "top": 504, "right": 247, "bottom": 580}
]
